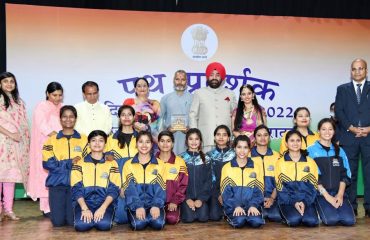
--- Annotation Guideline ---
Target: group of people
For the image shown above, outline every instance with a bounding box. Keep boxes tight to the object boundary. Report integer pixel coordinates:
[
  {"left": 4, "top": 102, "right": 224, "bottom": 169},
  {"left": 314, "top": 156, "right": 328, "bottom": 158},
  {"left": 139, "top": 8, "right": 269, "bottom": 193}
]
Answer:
[{"left": 0, "top": 58, "right": 368, "bottom": 231}]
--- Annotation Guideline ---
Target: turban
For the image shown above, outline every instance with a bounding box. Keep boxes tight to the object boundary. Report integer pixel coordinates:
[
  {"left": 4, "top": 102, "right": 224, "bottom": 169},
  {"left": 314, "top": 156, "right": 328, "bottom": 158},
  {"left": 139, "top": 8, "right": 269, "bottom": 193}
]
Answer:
[{"left": 205, "top": 62, "right": 226, "bottom": 80}]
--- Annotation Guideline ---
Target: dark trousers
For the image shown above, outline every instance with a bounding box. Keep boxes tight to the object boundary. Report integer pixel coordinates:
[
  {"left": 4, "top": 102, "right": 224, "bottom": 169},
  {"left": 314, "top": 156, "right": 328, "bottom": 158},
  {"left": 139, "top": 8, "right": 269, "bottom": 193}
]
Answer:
[
  {"left": 114, "top": 196, "right": 128, "bottom": 224},
  {"left": 225, "top": 207, "right": 265, "bottom": 228},
  {"left": 279, "top": 203, "right": 319, "bottom": 227},
  {"left": 342, "top": 139, "right": 370, "bottom": 210},
  {"left": 49, "top": 186, "right": 73, "bottom": 227},
  {"left": 181, "top": 201, "right": 209, "bottom": 223},
  {"left": 74, "top": 205, "right": 115, "bottom": 231},
  {"left": 263, "top": 201, "right": 282, "bottom": 222},
  {"left": 208, "top": 195, "right": 223, "bottom": 221},
  {"left": 128, "top": 207, "right": 165, "bottom": 230},
  {"left": 316, "top": 194, "right": 355, "bottom": 226}
]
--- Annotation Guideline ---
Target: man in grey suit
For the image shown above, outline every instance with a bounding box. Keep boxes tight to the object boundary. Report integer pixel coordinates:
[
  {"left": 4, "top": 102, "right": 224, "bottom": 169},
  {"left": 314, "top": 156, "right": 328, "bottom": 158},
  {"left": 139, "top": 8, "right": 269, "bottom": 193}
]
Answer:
[
  {"left": 189, "top": 62, "right": 236, "bottom": 152},
  {"left": 335, "top": 58, "right": 370, "bottom": 216}
]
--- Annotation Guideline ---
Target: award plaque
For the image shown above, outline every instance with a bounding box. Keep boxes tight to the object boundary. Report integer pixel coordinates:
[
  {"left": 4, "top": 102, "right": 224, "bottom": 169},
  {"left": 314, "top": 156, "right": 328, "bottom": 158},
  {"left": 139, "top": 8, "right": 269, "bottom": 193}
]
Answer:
[{"left": 171, "top": 114, "right": 187, "bottom": 131}]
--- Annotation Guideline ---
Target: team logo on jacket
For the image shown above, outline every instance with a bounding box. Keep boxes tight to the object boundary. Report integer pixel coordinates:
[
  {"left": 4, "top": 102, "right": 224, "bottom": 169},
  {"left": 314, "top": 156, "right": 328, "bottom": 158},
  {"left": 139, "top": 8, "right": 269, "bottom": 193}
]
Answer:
[
  {"left": 152, "top": 169, "right": 158, "bottom": 175},
  {"left": 249, "top": 172, "right": 256, "bottom": 178},
  {"left": 267, "top": 165, "right": 274, "bottom": 171},
  {"left": 332, "top": 158, "right": 340, "bottom": 167},
  {"left": 101, "top": 172, "right": 109, "bottom": 179},
  {"left": 74, "top": 146, "right": 82, "bottom": 152},
  {"left": 303, "top": 166, "right": 310, "bottom": 172},
  {"left": 169, "top": 167, "right": 178, "bottom": 174}
]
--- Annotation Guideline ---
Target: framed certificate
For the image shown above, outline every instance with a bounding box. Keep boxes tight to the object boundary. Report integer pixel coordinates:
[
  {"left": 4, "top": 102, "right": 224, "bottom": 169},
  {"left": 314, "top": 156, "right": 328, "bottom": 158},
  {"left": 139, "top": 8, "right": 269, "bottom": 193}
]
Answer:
[{"left": 171, "top": 114, "right": 187, "bottom": 131}]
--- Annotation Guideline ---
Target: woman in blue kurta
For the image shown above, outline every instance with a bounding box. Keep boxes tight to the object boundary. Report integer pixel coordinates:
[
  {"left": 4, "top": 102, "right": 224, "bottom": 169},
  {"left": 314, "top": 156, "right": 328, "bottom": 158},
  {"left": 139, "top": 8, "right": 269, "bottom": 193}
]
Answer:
[
  {"left": 307, "top": 118, "right": 355, "bottom": 226},
  {"left": 71, "top": 130, "right": 120, "bottom": 232},
  {"left": 221, "top": 135, "right": 265, "bottom": 228}
]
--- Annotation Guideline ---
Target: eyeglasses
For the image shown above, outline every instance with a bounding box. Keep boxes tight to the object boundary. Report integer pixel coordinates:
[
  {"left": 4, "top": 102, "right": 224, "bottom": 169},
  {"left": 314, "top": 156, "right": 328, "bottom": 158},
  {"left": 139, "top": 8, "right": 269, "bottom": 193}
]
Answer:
[{"left": 351, "top": 67, "right": 366, "bottom": 72}]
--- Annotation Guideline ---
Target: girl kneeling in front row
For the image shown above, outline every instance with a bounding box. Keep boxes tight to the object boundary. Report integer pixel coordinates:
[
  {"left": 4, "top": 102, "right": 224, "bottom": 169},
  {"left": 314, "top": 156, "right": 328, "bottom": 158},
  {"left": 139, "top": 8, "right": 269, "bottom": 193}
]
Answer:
[
  {"left": 122, "top": 131, "right": 166, "bottom": 230},
  {"left": 276, "top": 130, "right": 319, "bottom": 227},
  {"left": 206, "top": 125, "right": 235, "bottom": 221},
  {"left": 308, "top": 118, "right": 355, "bottom": 226},
  {"left": 250, "top": 125, "right": 281, "bottom": 222},
  {"left": 221, "top": 135, "right": 265, "bottom": 228},
  {"left": 179, "top": 128, "right": 212, "bottom": 223},
  {"left": 157, "top": 131, "right": 188, "bottom": 224},
  {"left": 71, "top": 130, "right": 121, "bottom": 231}
]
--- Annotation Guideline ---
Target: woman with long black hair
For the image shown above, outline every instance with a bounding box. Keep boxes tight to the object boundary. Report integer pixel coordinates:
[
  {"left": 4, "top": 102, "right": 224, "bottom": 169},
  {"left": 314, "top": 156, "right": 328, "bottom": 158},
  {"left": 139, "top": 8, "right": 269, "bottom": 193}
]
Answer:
[
  {"left": 231, "top": 84, "right": 266, "bottom": 146},
  {"left": 105, "top": 105, "right": 138, "bottom": 224},
  {"left": 0, "top": 72, "right": 30, "bottom": 221}
]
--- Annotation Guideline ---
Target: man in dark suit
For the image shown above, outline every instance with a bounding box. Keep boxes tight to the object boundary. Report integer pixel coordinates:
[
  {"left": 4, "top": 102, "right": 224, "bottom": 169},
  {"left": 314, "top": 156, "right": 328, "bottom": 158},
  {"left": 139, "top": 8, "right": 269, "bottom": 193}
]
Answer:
[{"left": 335, "top": 58, "right": 370, "bottom": 217}]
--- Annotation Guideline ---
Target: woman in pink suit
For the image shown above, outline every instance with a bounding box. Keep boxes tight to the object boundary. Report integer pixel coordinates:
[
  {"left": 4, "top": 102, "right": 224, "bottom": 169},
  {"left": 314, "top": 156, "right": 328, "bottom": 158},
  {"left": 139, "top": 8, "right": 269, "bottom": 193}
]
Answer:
[
  {"left": 27, "top": 82, "right": 63, "bottom": 216},
  {"left": 0, "top": 72, "right": 30, "bottom": 221}
]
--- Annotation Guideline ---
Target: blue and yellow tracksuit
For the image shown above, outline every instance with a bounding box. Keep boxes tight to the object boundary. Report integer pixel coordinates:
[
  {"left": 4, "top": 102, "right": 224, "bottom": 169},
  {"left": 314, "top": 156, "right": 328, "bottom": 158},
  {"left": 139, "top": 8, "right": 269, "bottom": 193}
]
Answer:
[
  {"left": 251, "top": 147, "right": 281, "bottom": 222},
  {"left": 179, "top": 151, "right": 212, "bottom": 223},
  {"left": 275, "top": 153, "right": 319, "bottom": 227},
  {"left": 221, "top": 157, "right": 265, "bottom": 228},
  {"left": 42, "top": 130, "right": 88, "bottom": 227},
  {"left": 308, "top": 141, "right": 355, "bottom": 226},
  {"left": 71, "top": 154, "right": 121, "bottom": 232},
  {"left": 205, "top": 147, "right": 235, "bottom": 221},
  {"left": 105, "top": 130, "right": 138, "bottom": 224},
  {"left": 106, "top": 130, "right": 138, "bottom": 171},
  {"left": 279, "top": 129, "right": 319, "bottom": 154},
  {"left": 122, "top": 154, "right": 166, "bottom": 230}
]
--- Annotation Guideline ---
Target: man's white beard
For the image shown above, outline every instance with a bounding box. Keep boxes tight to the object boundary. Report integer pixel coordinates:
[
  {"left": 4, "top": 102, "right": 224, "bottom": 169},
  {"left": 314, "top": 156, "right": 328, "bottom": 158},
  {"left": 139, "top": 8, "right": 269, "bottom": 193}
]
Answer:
[{"left": 174, "top": 86, "right": 186, "bottom": 91}]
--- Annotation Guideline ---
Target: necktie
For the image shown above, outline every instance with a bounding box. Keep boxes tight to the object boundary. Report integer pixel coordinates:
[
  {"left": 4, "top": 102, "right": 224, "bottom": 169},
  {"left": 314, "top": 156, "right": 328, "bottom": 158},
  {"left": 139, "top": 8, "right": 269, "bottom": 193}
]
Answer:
[{"left": 356, "top": 83, "right": 362, "bottom": 104}]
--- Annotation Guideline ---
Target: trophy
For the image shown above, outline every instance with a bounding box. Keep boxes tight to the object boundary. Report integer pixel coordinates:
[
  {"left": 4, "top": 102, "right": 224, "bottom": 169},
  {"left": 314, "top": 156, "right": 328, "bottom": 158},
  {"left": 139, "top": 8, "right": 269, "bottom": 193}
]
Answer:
[{"left": 171, "top": 114, "right": 187, "bottom": 131}]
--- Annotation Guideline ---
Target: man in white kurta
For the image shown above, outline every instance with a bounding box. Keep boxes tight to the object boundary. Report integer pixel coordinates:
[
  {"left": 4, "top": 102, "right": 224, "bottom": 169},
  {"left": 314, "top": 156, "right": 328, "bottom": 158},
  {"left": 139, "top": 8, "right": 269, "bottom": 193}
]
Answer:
[
  {"left": 189, "top": 62, "right": 236, "bottom": 152},
  {"left": 74, "top": 81, "right": 112, "bottom": 136}
]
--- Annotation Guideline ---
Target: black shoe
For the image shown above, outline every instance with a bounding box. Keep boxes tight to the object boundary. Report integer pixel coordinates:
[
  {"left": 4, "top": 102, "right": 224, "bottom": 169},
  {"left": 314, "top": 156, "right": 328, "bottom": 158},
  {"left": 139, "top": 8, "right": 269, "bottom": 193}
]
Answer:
[
  {"left": 354, "top": 209, "right": 358, "bottom": 216},
  {"left": 43, "top": 212, "right": 51, "bottom": 218}
]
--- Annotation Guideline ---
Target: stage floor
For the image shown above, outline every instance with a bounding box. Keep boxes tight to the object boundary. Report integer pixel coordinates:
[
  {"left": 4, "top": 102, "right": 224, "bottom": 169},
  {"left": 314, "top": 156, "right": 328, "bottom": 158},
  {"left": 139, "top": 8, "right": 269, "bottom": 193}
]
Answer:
[{"left": 1, "top": 200, "right": 369, "bottom": 240}]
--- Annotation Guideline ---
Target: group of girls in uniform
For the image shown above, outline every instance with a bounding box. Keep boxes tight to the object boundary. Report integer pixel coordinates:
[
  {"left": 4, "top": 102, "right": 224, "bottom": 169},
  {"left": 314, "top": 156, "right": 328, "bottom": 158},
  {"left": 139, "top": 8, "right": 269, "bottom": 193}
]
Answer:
[
  {"left": 52, "top": 105, "right": 356, "bottom": 231},
  {"left": 0, "top": 73, "right": 355, "bottom": 230}
]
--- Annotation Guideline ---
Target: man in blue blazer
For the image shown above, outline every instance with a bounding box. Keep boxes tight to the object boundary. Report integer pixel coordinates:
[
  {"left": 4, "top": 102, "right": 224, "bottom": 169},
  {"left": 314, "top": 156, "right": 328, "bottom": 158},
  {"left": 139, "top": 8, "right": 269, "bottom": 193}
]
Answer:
[{"left": 335, "top": 58, "right": 370, "bottom": 217}]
